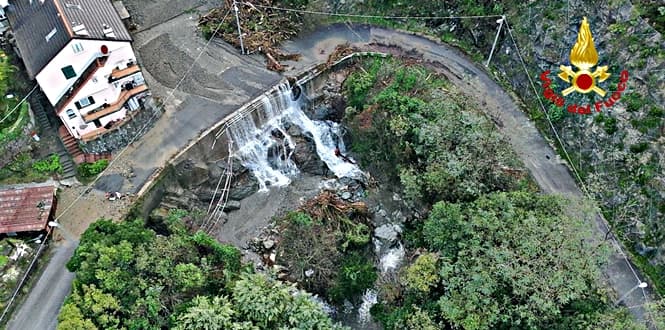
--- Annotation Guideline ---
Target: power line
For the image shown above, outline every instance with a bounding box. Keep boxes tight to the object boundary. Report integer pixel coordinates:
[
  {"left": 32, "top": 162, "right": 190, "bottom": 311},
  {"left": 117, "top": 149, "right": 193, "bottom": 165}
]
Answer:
[
  {"left": 246, "top": 3, "right": 504, "bottom": 20},
  {"left": 50, "top": 7, "right": 233, "bottom": 229},
  {"left": 0, "top": 84, "right": 38, "bottom": 125},
  {"left": 0, "top": 229, "right": 51, "bottom": 323},
  {"left": 503, "top": 17, "right": 653, "bottom": 320},
  {"left": 0, "top": 8, "right": 234, "bottom": 323}
]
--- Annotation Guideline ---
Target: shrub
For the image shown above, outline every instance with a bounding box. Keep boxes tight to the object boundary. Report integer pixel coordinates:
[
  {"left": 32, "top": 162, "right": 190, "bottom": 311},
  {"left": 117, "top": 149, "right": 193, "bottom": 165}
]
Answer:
[
  {"left": 0, "top": 255, "right": 9, "bottom": 268},
  {"left": 603, "top": 116, "right": 618, "bottom": 134},
  {"left": 629, "top": 142, "right": 649, "bottom": 153},
  {"left": 32, "top": 154, "right": 63, "bottom": 174},
  {"left": 329, "top": 252, "right": 377, "bottom": 303},
  {"left": 77, "top": 159, "right": 109, "bottom": 178},
  {"left": 623, "top": 92, "right": 646, "bottom": 112},
  {"left": 286, "top": 211, "right": 313, "bottom": 227}
]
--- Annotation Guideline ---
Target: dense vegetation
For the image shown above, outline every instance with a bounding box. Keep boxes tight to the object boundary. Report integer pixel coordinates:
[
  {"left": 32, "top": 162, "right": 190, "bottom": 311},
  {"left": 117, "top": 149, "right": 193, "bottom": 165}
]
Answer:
[
  {"left": 59, "top": 211, "right": 345, "bottom": 329},
  {"left": 340, "top": 58, "right": 657, "bottom": 329},
  {"left": 344, "top": 58, "right": 525, "bottom": 204},
  {"left": 77, "top": 159, "right": 109, "bottom": 178},
  {"left": 0, "top": 152, "right": 57, "bottom": 184},
  {"left": 32, "top": 154, "right": 63, "bottom": 175},
  {"left": 0, "top": 52, "right": 30, "bottom": 152},
  {"left": 324, "top": 0, "right": 665, "bottom": 297}
]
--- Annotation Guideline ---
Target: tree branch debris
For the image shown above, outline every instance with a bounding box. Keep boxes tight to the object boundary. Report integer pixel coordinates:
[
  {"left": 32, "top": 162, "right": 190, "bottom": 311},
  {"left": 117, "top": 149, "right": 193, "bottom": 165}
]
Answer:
[{"left": 198, "top": 0, "right": 303, "bottom": 72}]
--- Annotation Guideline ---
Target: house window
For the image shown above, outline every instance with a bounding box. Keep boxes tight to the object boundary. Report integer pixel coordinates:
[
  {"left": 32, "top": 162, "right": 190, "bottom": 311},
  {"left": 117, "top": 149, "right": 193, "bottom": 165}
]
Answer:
[
  {"left": 72, "top": 42, "right": 84, "bottom": 54},
  {"left": 74, "top": 96, "right": 95, "bottom": 109},
  {"left": 66, "top": 109, "right": 76, "bottom": 119},
  {"left": 61, "top": 65, "right": 76, "bottom": 79}
]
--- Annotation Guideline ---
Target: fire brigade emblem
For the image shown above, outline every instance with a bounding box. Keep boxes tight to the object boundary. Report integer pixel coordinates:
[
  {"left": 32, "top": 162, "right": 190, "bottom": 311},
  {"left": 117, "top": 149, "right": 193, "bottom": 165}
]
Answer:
[{"left": 558, "top": 17, "right": 610, "bottom": 96}]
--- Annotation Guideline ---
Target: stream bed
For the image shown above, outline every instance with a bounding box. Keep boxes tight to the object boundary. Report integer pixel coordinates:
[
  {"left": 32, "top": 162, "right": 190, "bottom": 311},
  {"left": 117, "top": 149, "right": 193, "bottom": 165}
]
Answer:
[{"left": 149, "top": 80, "right": 410, "bottom": 328}]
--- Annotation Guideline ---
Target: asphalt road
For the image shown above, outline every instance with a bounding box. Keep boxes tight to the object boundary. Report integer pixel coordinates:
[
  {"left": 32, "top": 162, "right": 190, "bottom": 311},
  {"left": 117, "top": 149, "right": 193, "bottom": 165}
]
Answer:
[
  {"left": 5, "top": 8, "right": 280, "bottom": 330},
  {"left": 5, "top": 19, "right": 656, "bottom": 330},
  {"left": 5, "top": 240, "right": 77, "bottom": 330}
]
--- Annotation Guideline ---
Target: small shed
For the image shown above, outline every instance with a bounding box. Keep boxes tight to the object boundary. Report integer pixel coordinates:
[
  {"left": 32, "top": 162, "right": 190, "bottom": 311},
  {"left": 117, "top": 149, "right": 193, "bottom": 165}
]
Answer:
[{"left": 0, "top": 182, "right": 57, "bottom": 235}]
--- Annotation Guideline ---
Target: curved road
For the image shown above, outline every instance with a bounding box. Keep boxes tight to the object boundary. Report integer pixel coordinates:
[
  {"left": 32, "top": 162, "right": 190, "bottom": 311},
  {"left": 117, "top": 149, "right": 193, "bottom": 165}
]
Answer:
[
  {"left": 7, "top": 21, "right": 655, "bottom": 329},
  {"left": 283, "top": 24, "right": 656, "bottom": 324}
]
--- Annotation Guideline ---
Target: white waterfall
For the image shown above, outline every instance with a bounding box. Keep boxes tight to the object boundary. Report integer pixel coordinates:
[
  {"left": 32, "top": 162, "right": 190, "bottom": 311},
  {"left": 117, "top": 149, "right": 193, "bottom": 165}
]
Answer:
[
  {"left": 380, "top": 242, "right": 405, "bottom": 273},
  {"left": 358, "top": 289, "right": 378, "bottom": 325},
  {"left": 227, "top": 82, "right": 363, "bottom": 191}
]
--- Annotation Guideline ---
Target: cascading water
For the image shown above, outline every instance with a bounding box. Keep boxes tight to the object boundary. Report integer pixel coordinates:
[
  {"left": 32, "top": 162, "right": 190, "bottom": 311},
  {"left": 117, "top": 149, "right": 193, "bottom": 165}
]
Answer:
[
  {"left": 227, "top": 82, "right": 363, "bottom": 191},
  {"left": 380, "top": 242, "right": 405, "bottom": 273},
  {"left": 357, "top": 289, "right": 378, "bottom": 324}
]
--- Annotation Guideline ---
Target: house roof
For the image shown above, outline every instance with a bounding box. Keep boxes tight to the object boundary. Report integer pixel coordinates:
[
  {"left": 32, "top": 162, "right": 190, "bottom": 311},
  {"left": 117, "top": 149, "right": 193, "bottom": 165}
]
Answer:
[
  {"left": 0, "top": 182, "right": 57, "bottom": 234},
  {"left": 7, "top": 0, "right": 132, "bottom": 79}
]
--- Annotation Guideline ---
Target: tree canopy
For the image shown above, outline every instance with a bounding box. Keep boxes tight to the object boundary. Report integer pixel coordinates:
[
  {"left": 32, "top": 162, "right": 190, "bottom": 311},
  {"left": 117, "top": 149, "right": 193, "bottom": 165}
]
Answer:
[
  {"left": 59, "top": 212, "right": 344, "bottom": 329},
  {"left": 344, "top": 58, "right": 523, "bottom": 204},
  {"left": 342, "top": 58, "right": 643, "bottom": 329},
  {"left": 424, "top": 191, "right": 606, "bottom": 328}
]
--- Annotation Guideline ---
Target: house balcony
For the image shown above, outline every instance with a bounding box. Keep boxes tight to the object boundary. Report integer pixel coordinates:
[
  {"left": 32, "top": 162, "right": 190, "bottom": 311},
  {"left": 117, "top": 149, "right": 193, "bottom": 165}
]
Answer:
[
  {"left": 109, "top": 62, "right": 140, "bottom": 82},
  {"left": 82, "top": 83, "right": 147, "bottom": 123},
  {"left": 79, "top": 90, "right": 149, "bottom": 142},
  {"left": 55, "top": 56, "right": 108, "bottom": 113}
]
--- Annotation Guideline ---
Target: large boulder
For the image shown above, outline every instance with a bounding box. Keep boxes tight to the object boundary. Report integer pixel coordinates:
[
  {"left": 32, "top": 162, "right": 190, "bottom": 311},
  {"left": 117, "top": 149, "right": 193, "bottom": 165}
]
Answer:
[
  {"left": 223, "top": 200, "right": 241, "bottom": 211},
  {"left": 291, "top": 136, "right": 328, "bottom": 176},
  {"left": 229, "top": 174, "right": 259, "bottom": 200},
  {"left": 374, "top": 223, "right": 401, "bottom": 244},
  {"left": 176, "top": 159, "right": 210, "bottom": 188}
]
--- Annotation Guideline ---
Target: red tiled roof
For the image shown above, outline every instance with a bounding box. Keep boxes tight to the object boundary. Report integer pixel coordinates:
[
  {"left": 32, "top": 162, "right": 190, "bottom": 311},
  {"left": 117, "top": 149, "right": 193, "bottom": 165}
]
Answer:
[{"left": 0, "top": 183, "right": 56, "bottom": 234}]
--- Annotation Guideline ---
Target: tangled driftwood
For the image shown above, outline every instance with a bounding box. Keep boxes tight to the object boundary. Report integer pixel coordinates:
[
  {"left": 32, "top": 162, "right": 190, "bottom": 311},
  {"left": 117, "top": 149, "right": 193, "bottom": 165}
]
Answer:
[{"left": 198, "top": 1, "right": 303, "bottom": 72}]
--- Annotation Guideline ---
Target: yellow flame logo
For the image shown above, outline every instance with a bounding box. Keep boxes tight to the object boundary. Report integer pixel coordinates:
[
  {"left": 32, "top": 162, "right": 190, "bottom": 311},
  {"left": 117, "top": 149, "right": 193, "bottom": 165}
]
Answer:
[
  {"left": 558, "top": 17, "right": 610, "bottom": 96},
  {"left": 570, "top": 17, "right": 599, "bottom": 70}
]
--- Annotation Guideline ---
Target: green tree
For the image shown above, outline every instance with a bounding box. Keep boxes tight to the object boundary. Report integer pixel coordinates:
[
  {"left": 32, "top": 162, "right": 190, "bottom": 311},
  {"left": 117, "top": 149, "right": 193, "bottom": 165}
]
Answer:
[
  {"left": 329, "top": 253, "right": 377, "bottom": 303},
  {"left": 175, "top": 296, "right": 237, "bottom": 330},
  {"left": 232, "top": 272, "right": 291, "bottom": 328},
  {"left": 62, "top": 217, "right": 242, "bottom": 329},
  {"left": 69, "top": 284, "right": 121, "bottom": 329},
  {"left": 57, "top": 304, "right": 98, "bottom": 330},
  {"left": 0, "top": 52, "right": 15, "bottom": 97},
  {"left": 423, "top": 191, "right": 608, "bottom": 329},
  {"left": 401, "top": 252, "right": 439, "bottom": 295},
  {"left": 344, "top": 59, "right": 522, "bottom": 204},
  {"left": 394, "top": 306, "right": 440, "bottom": 330}
]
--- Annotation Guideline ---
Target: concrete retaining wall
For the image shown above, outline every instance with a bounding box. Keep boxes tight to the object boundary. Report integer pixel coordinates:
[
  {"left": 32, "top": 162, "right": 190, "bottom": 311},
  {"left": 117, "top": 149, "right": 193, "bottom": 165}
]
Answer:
[{"left": 136, "top": 52, "right": 389, "bottom": 199}]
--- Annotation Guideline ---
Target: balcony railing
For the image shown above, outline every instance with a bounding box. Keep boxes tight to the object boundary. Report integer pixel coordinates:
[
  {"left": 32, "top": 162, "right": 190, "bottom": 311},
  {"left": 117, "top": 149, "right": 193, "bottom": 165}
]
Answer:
[
  {"left": 79, "top": 94, "right": 147, "bottom": 142},
  {"left": 109, "top": 63, "right": 140, "bottom": 82},
  {"left": 82, "top": 83, "right": 147, "bottom": 123},
  {"left": 55, "top": 56, "right": 108, "bottom": 113}
]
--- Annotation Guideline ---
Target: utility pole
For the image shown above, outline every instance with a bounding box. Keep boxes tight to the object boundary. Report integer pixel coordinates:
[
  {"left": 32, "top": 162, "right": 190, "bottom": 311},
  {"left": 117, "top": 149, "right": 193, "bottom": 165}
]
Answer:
[
  {"left": 485, "top": 15, "right": 505, "bottom": 67},
  {"left": 233, "top": 0, "right": 245, "bottom": 55}
]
